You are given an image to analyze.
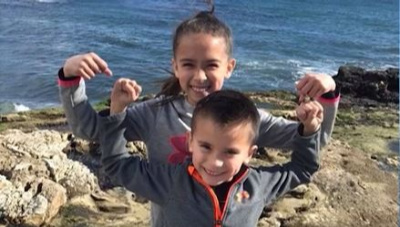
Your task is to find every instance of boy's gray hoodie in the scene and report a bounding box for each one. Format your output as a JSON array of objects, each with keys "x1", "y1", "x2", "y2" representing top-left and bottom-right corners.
[{"x1": 99, "y1": 110, "x2": 320, "y2": 227}]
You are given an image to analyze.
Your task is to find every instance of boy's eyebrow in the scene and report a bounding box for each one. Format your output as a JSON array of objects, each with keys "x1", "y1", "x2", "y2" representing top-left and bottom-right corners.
[{"x1": 198, "y1": 140, "x2": 211, "y2": 146}]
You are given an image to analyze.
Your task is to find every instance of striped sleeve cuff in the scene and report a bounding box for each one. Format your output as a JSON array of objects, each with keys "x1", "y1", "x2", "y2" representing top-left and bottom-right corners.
[{"x1": 57, "y1": 67, "x2": 81, "y2": 87}]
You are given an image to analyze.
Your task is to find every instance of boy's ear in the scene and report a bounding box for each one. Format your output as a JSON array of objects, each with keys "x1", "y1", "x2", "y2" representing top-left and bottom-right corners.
[
  {"x1": 226, "y1": 58, "x2": 236, "y2": 79},
  {"x1": 186, "y1": 131, "x2": 193, "y2": 153},
  {"x1": 171, "y1": 58, "x2": 179, "y2": 78},
  {"x1": 244, "y1": 145, "x2": 257, "y2": 164}
]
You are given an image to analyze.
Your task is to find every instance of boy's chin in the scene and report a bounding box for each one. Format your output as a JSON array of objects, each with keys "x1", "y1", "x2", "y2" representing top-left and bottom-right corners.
[
  {"x1": 207, "y1": 181, "x2": 224, "y2": 187},
  {"x1": 205, "y1": 177, "x2": 233, "y2": 187}
]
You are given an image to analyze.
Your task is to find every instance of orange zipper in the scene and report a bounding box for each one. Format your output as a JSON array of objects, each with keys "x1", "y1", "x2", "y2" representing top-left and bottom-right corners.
[{"x1": 187, "y1": 165, "x2": 249, "y2": 227}]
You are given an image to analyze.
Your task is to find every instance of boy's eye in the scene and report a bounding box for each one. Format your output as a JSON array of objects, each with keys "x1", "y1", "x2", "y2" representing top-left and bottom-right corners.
[
  {"x1": 225, "y1": 150, "x2": 239, "y2": 156},
  {"x1": 200, "y1": 144, "x2": 211, "y2": 151}
]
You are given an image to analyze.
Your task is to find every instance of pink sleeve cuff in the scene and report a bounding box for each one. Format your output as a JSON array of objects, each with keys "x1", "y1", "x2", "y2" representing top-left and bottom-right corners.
[
  {"x1": 57, "y1": 77, "x2": 81, "y2": 87},
  {"x1": 317, "y1": 94, "x2": 340, "y2": 104}
]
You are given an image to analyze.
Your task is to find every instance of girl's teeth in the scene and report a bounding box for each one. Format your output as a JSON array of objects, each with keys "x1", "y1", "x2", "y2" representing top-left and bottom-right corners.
[{"x1": 192, "y1": 86, "x2": 208, "y2": 92}]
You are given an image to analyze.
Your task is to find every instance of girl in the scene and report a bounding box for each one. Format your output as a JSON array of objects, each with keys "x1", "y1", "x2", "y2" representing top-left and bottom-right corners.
[{"x1": 58, "y1": 6, "x2": 339, "y2": 226}]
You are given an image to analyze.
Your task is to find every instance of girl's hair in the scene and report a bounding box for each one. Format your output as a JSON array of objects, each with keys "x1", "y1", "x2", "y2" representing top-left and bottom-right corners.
[{"x1": 157, "y1": 0, "x2": 233, "y2": 98}]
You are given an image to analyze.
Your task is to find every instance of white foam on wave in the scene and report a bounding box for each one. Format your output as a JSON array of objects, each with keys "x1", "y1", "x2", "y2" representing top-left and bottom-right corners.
[
  {"x1": 36, "y1": 0, "x2": 65, "y2": 3},
  {"x1": 290, "y1": 59, "x2": 338, "y2": 78},
  {"x1": 13, "y1": 103, "x2": 30, "y2": 112}
]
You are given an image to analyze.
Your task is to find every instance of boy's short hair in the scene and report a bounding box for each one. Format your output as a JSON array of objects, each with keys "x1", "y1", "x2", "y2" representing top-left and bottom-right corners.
[{"x1": 191, "y1": 89, "x2": 260, "y2": 143}]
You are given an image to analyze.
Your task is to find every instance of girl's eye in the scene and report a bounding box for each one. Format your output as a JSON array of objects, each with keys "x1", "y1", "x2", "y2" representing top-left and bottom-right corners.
[
  {"x1": 207, "y1": 64, "x2": 218, "y2": 69},
  {"x1": 183, "y1": 63, "x2": 194, "y2": 68}
]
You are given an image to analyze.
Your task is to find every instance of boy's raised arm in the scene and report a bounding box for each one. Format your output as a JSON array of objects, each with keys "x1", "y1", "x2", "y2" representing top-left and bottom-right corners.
[
  {"x1": 98, "y1": 110, "x2": 178, "y2": 205},
  {"x1": 257, "y1": 100, "x2": 322, "y2": 204}
]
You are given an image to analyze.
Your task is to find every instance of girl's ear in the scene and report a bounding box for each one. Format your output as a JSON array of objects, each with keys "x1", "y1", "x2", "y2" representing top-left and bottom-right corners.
[
  {"x1": 244, "y1": 145, "x2": 257, "y2": 164},
  {"x1": 226, "y1": 58, "x2": 236, "y2": 79},
  {"x1": 172, "y1": 58, "x2": 179, "y2": 78}
]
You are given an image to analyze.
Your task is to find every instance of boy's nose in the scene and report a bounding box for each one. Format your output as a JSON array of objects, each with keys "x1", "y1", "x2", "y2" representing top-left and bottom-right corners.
[{"x1": 211, "y1": 158, "x2": 223, "y2": 168}]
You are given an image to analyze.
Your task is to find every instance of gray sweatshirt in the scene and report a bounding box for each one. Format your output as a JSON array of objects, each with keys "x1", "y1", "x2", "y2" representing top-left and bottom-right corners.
[
  {"x1": 59, "y1": 78, "x2": 338, "y2": 163},
  {"x1": 59, "y1": 76, "x2": 338, "y2": 226},
  {"x1": 99, "y1": 110, "x2": 320, "y2": 227}
]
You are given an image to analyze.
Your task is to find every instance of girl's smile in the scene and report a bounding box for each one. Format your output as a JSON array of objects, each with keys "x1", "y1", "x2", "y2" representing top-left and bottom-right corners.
[{"x1": 172, "y1": 33, "x2": 236, "y2": 106}]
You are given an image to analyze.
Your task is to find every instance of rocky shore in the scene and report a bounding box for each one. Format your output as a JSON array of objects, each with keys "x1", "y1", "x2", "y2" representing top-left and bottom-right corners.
[{"x1": 0, "y1": 66, "x2": 398, "y2": 227}]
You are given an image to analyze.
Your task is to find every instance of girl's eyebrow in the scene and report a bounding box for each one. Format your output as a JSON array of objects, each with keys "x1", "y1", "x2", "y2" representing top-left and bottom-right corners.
[
  {"x1": 179, "y1": 58, "x2": 221, "y2": 63},
  {"x1": 180, "y1": 58, "x2": 195, "y2": 62}
]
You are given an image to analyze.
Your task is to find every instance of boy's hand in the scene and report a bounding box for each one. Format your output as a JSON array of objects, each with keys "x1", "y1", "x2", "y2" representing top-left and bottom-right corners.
[
  {"x1": 296, "y1": 73, "x2": 336, "y2": 102},
  {"x1": 110, "y1": 78, "x2": 142, "y2": 115},
  {"x1": 63, "y1": 52, "x2": 113, "y2": 79},
  {"x1": 296, "y1": 100, "x2": 323, "y2": 136}
]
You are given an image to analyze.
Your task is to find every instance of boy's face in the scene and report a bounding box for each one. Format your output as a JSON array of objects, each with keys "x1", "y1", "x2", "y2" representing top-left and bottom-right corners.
[
  {"x1": 172, "y1": 33, "x2": 236, "y2": 106},
  {"x1": 188, "y1": 116, "x2": 257, "y2": 186}
]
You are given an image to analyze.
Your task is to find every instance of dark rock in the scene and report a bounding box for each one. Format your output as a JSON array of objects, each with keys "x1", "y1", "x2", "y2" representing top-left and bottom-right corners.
[{"x1": 335, "y1": 66, "x2": 399, "y2": 104}]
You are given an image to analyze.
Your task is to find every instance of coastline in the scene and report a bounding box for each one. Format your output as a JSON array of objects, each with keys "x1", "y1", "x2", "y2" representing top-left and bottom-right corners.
[{"x1": 0, "y1": 67, "x2": 398, "y2": 227}]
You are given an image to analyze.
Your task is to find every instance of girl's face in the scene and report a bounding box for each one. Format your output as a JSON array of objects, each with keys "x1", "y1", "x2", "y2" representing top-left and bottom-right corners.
[{"x1": 172, "y1": 33, "x2": 236, "y2": 106}]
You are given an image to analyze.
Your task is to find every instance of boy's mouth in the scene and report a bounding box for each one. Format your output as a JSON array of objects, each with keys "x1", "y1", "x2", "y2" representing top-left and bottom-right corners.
[{"x1": 204, "y1": 167, "x2": 224, "y2": 176}]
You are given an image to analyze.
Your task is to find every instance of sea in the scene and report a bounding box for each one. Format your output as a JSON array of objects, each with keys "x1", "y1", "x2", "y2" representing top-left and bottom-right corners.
[{"x1": 0, "y1": 0, "x2": 398, "y2": 113}]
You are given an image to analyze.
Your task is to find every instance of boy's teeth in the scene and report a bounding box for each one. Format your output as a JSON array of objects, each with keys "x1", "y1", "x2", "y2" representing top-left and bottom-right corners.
[{"x1": 205, "y1": 169, "x2": 220, "y2": 176}]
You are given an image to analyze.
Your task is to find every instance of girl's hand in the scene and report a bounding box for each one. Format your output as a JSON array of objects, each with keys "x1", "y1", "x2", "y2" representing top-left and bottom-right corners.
[
  {"x1": 63, "y1": 52, "x2": 112, "y2": 79},
  {"x1": 110, "y1": 78, "x2": 142, "y2": 115},
  {"x1": 296, "y1": 100, "x2": 323, "y2": 136},
  {"x1": 296, "y1": 73, "x2": 335, "y2": 102}
]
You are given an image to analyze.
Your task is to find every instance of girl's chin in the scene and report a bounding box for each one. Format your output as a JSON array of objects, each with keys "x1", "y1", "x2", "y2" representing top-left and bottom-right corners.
[{"x1": 187, "y1": 93, "x2": 209, "y2": 105}]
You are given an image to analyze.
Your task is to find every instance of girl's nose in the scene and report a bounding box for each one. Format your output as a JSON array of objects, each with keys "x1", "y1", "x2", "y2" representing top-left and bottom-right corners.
[{"x1": 194, "y1": 69, "x2": 207, "y2": 80}]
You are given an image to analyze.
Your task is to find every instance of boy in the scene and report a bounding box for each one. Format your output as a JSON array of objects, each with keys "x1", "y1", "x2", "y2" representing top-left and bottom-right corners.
[{"x1": 99, "y1": 89, "x2": 322, "y2": 227}]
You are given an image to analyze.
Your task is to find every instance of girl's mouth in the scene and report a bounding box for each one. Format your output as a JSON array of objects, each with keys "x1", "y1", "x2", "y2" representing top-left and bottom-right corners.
[{"x1": 190, "y1": 85, "x2": 210, "y2": 93}]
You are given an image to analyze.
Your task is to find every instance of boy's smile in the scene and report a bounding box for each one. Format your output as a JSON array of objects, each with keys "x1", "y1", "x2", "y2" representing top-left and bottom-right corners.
[{"x1": 189, "y1": 116, "x2": 257, "y2": 186}]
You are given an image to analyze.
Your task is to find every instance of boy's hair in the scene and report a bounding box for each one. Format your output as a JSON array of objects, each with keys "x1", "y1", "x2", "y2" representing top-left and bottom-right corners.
[
  {"x1": 157, "y1": 0, "x2": 233, "y2": 97},
  {"x1": 191, "y1": 89, "x2": 260, "y2": 144}
]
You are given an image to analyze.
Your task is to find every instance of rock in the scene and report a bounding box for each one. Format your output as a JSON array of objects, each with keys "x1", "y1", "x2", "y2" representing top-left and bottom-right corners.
[
  {"x1": 1, "y1": 129, "x2": 68, "y2": 159},
  {"x1": 22, "y1": 195, "x2": 48, "y2": 226},
  {"x1": 335, "y1": 66, "x2": 399, "y2": 104},
  {"x1": 0, "y1": 114, "x2": 28, "y2": 122},
  {"x1": 0, "y1": 129, "x2": 102, "y2": 225},
  {"x1": 44, "y1": 155, "x2": 99, "y2": 198},
  {"x1": 36, "y1": 179, "x2": 67, "y2": 223}
]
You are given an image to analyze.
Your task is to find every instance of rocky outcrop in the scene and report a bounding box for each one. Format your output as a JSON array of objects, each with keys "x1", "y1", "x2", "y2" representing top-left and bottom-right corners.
[
  {"x1": 335, "y1": 66, "x2": 399, "y2": 104},
  {"x1": 0, "y1": 130, "x2": 98, "y2": 226}
]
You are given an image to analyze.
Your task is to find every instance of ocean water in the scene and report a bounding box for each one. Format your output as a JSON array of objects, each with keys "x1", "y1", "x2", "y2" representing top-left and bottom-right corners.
[{"x1": 0, "y1": 0, "x2": 398, "y2": 113}]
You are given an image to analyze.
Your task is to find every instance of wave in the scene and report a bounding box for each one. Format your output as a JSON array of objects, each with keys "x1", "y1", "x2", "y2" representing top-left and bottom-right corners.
[
  {"x1": 0, "y1": 101, "x2": 30, "y2": 114},
  {"x1": 36, "y1": 0, "x2": 65, "y2": 3},
  {"x1": 0, "y1": 100, "x2": 59, "y2": 115},
  {"x1": 14, "y1": 103, "x2": 30, "y2": 112},
  {"x1": 238, "y1": 59, "x2": 338, "y2": 77}
]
